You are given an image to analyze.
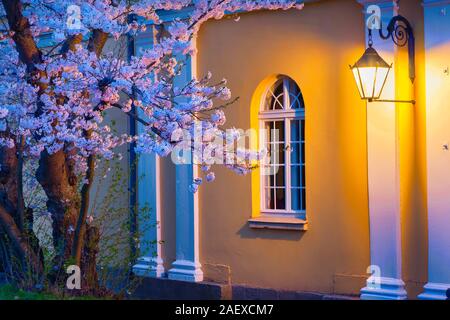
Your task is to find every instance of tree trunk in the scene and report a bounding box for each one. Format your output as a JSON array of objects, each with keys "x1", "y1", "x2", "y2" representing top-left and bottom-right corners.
[
  {"x1": 0, "y1": 143, "x2": 19, "y2": 223},
  {"x1": 36, "y1": 150, "x2": 80, "y2": 266},
  {"x1": 0, "y1": 131, "x2": 41, "y2": 277},
  {"x1": 81, "y1": 224, "x2": 100, "y2": 293},
  {"x1": 1, "y1": 0, "x2": 79, "y2": 280},
  {"x1": 0, "y1": 205, "x2": 41, "y2": 274},
  {"x1": 2, "y1": 1, "x2": 111, "y2": 291},
  {"x1": 71, "y1": 155, "x2": 95, "y2": 266}
]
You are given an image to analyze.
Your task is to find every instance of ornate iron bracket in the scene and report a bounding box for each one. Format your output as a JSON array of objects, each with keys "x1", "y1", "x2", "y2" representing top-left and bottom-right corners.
[{"x1": 378, "y1": 15, "x2": 415, "y2": 83}]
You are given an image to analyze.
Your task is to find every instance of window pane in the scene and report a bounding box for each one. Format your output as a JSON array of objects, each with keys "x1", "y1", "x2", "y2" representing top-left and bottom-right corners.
[
  {"x1": 301, "y1": 120, "x2": 305, "y2": 142},
  {"x1": 291, "y1": 143, "x2": 300, "y2": 165},
  {"x1": 274, "y1": 121, "x2": 285, "y2": 141},
  {"x1": 271, "y1": 143, "x2": 285, "y2": 165},
  {"x1": 265, "y1": 188, "x2": 274, "y2": 210},
  {"x1": 273, "y1": 83, "x2": 284, "y2": 110},
  {"x1": 265, "y1": 80, "x2": 284, "y2": 110},
  {"x1": 291, "y1": 188, "x2": 301, "y2": 211},
  {"x1": 289, "y1": 81, "x2": 304, "y2": 109},
  {"x1": 275, "y1": 166, "x2": 285, "y2": 188},
  {"x1": 291, "y1": 120, "x2": 300, "y2": 142},
  {"x1": 268, "y1": 144, "x2": 283, "y2": 165},
  {"x1": 291, "y1": 165, "x2": 300, "y2": 187},
  {"x1": 301, "y1": 142, "x2": 305, "y2": 164},
  {"x1": 301, "y1": 164, "x2": 305, "y2": 187},
  {"x1": 276, "y1": 188, "x2": 286, "y2": 210},
  {"x1": 265, "y1": 121, "x2": 275, "y2": 146},
  {"x1": 268, "y1": 144, "x2": 276, "y2": 165},
  {"x1": 268, "y1": 170, "x2": 274, "y2": 188},
  {"x1": 265, "y1": 121, "x2": 274, "y2": 137},
  {"x1": 265, "y1": 120, "x2": 285, "y2": 166}
]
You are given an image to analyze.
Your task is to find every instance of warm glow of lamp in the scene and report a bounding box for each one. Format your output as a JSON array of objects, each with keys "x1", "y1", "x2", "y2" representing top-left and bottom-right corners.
[
  {"x1": 350, "y1": 46, "x2": 392, "y2": 101},
  {"x1": 350, "y1": 15, "x2": 416, "y2": 104}
]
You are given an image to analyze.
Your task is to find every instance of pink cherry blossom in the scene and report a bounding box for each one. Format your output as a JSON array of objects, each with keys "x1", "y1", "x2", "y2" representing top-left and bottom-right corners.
[{"x1": 0, "y1": 0, "x2": 303, "y2": 185}]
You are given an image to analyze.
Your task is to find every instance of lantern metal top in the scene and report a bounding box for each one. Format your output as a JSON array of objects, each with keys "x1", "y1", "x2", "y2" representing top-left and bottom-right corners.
[{"x1": 351, "y1": 46, "x2": 391, "y2": 69}]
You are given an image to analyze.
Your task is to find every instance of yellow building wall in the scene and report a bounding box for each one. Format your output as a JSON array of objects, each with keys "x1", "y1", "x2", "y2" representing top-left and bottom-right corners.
[{"x1": 196, "y1": 0, "x2": 371, "y2": 295}]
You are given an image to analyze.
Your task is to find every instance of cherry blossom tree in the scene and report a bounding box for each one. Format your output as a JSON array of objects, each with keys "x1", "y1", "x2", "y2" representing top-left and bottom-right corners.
[{"x1": 0, "y1": 0, "x2": 303, "y2": 293}]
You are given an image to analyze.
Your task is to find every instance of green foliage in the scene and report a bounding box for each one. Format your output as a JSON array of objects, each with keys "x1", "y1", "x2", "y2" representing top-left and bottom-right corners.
[
  {"x1": 0, "y1": 284, "x2": 57, "y2": 300},
  {"x1": 1, "y1": 147, "x2": 157, "y2": 298},
  {"x1": 0, "y1": 284, "x2": 106, "y2": 300},
  {"x1": 92, "y1": 153, "x2": 157, "y2": 297}
]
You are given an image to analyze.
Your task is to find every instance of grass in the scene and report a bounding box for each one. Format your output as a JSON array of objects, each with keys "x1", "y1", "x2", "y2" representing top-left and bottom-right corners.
[{"x1": 0, "y1": 284, "x2": 105, "y2": 300}]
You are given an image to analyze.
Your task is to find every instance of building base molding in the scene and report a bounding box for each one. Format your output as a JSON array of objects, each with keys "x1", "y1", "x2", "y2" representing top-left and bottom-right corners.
[
  {"x1": 168, "y1": 260, "x2": 204, "y2": 282},
  {"x1": 360, "y1": 277, "x2": 407, "y2": 300},
  {"x1": 418, "y1": 282, "x2": 450, "y2": 300},
  {"x1": 132, "y1": 256, "x2": 165, "y2": 278}
]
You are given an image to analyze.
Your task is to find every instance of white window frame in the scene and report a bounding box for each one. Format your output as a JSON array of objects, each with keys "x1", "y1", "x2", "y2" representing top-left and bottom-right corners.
[{"x1": 259, "y1": 77, "x2": 306, "y2": 218}]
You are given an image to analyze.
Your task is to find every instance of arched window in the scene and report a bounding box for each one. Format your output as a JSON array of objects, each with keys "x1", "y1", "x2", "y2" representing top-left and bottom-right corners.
[{"x1": 259, "y1": 77, "x2": 306, "y2": 215}]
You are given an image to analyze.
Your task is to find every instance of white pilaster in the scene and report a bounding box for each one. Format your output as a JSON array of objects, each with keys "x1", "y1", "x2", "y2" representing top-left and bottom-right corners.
[
  {"x1": 168, "y1": 161, "x2": 203, "y2": 282},
  {"x1": 357, "y1": 0, "x2": 407, "y2": 300},
  {"x1": 132, "y1": 26, "x2": 165, "y2": 278},
  {"x1": 132, "y1": 149, "x2": 165, "y2": 278},
  {"x1": 168, "y1": 38, "x2": 203, "y2": 282},
  {"x1": 418, "y1": 0, "x2": 450, "y2": 300}
]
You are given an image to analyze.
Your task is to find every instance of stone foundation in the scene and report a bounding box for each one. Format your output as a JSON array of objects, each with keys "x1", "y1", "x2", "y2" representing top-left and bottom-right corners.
[{"x1": 132, "y1": 276, "x2": 357, "y2": 300}]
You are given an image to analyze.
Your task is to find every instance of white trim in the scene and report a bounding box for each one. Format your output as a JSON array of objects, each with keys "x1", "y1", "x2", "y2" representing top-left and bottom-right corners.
[
  {"x1": 132, "y1": 151, "x2": 165, "y2": 279},
  {"x1": 258, "y1": 109, "x2": 304, "y2": 120},
  {"x1": 418, "y1": 2, "x2": 450, "y2": 299},
  {"x1": 418, "y1": 283, "x2": 450, "y2": 300},
  {"x1": 168, "y1": 260, "x2": 204, "y2": 282},
  {"x1": 260, "y1": 210, "x2": 305, "y2": 216},
  {"x1": 285, "y1": 117, "x2": 292, "y2": 212},
  {"x1": 133, "y1": 256, "x2": 165, "y2": 278},
  {"x1": 132, "y1": 25, "x2": 165, "y2": 279},
  {"x1": 259, "y1": 77, "x2": 305, "y2": 217},
  {"x1": 168, "y1": 35, "x2": 203, "y2": 283},
  {"x1": 358, "y1": 2, "x2": 405, "y2": 300},
  {"x1": 361, "y1": 277, "x2": 407, "y2": 300},
  {"x1": 249, "y1": 216, "x2": 308, "y2": 231}
]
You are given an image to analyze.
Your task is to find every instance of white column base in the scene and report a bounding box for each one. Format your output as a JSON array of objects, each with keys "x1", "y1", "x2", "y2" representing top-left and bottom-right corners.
[
  {"x1": 418, "y1": 283, "x2": 450, "y2": 300},
  {"x1": 168, "y1": 260, "x2": 203, "y2": 282},
  {"x1": 361, "y1": 277, "x2": 407, "y2": 300},
  {"x1": 132, "y1": 256, "x2": 165, "y2": 278}
]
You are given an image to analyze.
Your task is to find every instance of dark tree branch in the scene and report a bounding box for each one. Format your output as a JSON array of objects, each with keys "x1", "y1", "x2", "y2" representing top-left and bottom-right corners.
[
  {"x1": 71, "y1": 29, "x2": 109, "y2": 267},
  {"x1": 0, "y1": 204, "x2": 42, "y2": 274}
]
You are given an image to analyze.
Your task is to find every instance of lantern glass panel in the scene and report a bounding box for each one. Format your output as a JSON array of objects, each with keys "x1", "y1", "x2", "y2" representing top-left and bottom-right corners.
[
  {"x1": 352, "y1": 67, "x2": 365, "y2": 98},
  {"x1": 373, "y1": 66, "x2": 390, "y2": 99},
  {"x1": 350, "y1": 46, "x2": 392, "y2": 100}
]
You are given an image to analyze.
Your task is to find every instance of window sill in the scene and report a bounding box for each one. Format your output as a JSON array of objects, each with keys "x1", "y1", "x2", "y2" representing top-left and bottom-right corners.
[{"x1": 248, "y1": 216, "x2": 308, "y2": 231}]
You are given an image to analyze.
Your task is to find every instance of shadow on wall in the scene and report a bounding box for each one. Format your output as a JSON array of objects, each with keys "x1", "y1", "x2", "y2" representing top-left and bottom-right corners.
[{"x1": 236, "y1": 224, "x2": 305, "y2": 241}]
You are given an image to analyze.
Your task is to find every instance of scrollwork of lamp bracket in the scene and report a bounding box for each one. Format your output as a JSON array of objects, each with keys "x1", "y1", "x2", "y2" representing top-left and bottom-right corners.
[{"x1": 378, "y1": 15, "x2": 415, "y2": 84}]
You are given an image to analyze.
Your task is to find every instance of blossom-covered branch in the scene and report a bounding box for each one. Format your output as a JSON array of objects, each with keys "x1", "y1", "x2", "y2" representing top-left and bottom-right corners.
[{"x1": 1, "y1": 0, "x2": 303, "y2": 183}]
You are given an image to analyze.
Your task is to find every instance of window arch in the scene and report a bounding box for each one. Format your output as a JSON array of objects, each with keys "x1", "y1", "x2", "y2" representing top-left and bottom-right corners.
[{"x1": 259, "y1": 76, "x2": 306, "y2": 216}]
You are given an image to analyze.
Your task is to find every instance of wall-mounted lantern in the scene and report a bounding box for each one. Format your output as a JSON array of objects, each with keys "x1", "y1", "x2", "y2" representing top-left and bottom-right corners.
[{"x1": 350, "y1": 15, "x2": 415, "y2": 104}]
